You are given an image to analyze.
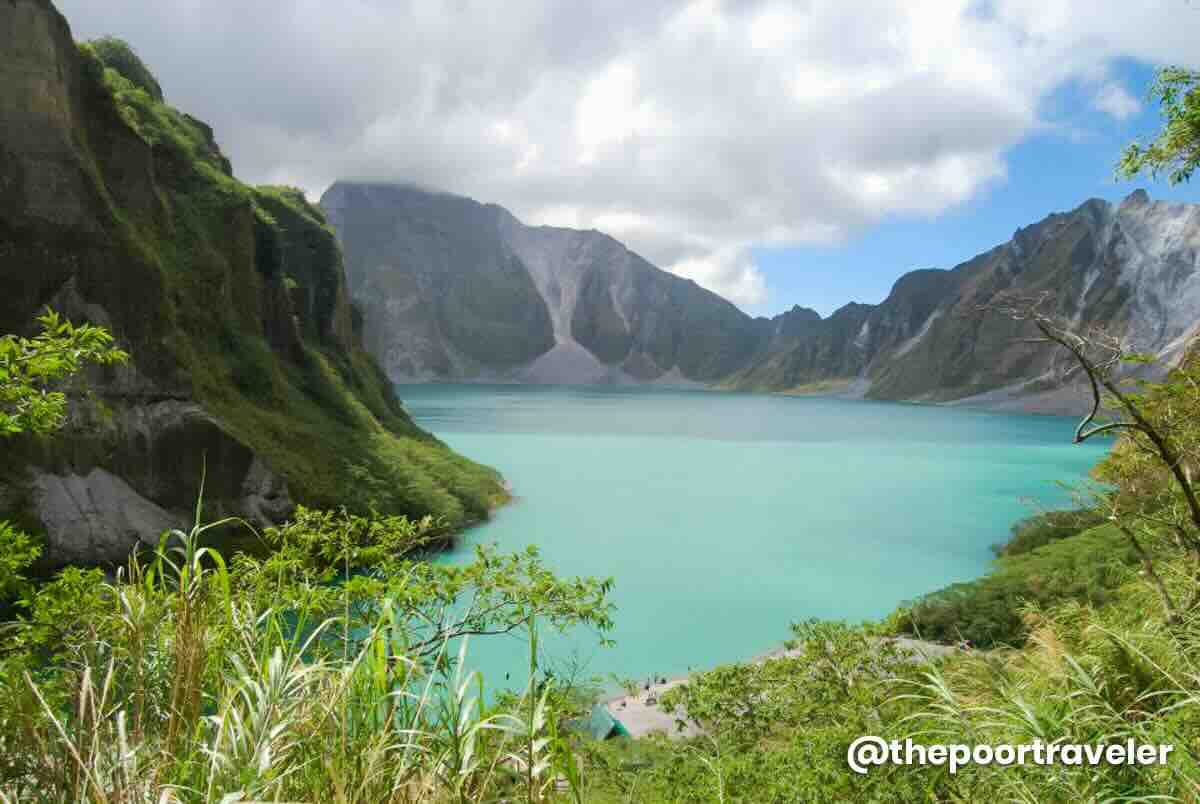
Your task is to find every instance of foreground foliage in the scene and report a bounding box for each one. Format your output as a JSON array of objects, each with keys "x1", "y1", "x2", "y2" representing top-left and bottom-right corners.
[
  {"x1": 0, "y1": 311, "x2": 128, "y2": 609},
  {"x1": 0, "y1": 505, "x2": 613, "y2": 803},
  {"x1": 0, "y1": 313, "x2": 610, "y2": 802},
  {"x1": 894, "y1": 517, "x2": 1137, "y2": 648},
  {"x1": 582, "y1": 585, "x2": 1200, "y2": 802},
  {"x1": 0, "y1": 310, "x2": 128, "y2": 438},
  {"x1": 1120, "y1": 67, "x2": 1200, "y2": 185}
]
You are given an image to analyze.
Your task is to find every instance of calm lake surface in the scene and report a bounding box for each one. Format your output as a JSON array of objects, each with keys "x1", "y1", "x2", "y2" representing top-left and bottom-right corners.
[{"x1": 402, "y1": 384, "x2": 1108, "y2": 690}]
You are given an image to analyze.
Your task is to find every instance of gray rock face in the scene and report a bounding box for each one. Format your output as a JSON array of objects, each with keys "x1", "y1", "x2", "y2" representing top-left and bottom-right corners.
[
  {"x1": 322, "y1": 183, "x2": 764, "y2": 384},
  {"x1": 730, "y1": 193, "x2": 1200, "y2": 408},
  {"x1": 30, "y1": 414, "x2": 295, "y2": 567},
  {"x1": 32, "y1": 469, "x2": 181, "y2": 566},
  {"x1": 15, "y1": 389, "x2": 295, "y2": 568}
]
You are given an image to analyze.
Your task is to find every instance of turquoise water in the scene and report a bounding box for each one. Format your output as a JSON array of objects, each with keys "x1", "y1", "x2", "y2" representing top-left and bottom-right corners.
[{"x1": 402, "y1": 384, "x2": 1107, "y2": 690}]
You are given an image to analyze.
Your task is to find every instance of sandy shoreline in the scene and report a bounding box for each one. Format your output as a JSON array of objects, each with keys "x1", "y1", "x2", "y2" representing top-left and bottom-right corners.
[{"x1": 602, "y1": 637, "x2": 958, "y2": 739}]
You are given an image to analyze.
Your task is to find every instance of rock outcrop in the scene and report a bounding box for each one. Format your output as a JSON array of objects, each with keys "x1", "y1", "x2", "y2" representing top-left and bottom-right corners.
[{"x1": 0, "y1": 0, "x2": 504, "y2": 568}]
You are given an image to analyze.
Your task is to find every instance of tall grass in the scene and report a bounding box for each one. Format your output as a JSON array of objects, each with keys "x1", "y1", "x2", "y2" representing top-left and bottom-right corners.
[
  {"x1": 893, "y1": 599, "x2": 1200, "y2": 801},
  {"x1": 0, "y1": 501, "x2": 585, "y2": 804}
]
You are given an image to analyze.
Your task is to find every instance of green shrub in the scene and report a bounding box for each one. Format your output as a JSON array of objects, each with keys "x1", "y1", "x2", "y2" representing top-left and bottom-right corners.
[
  {"x1": 998, "y1": 508, "x2": 1107, "y2": 557},
  {"x1": 893, "y1": 523, "x2": 1137, "y2": 647},
  {"x1": 89, "y1": 37, "x2": 164, "y2": 101}
]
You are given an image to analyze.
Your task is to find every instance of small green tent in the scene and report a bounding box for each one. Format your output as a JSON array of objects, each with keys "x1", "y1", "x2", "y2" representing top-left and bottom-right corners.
[{"x1": 568, "y1": 703, "x2": 630, "y2": 740}]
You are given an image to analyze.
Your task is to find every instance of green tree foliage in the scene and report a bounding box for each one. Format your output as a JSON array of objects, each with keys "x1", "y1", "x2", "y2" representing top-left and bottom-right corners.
[
  {"x1": 894, "y1": 521, "x2": 1136, "y2": 647},
  {"x1": 0, "y1": 309, "x2": 128, "y2": 437},
  {"x1": 231, "y1": 506, "x2": 614, "y2": 663},
  {"x1": 0, "y1": 310, "x2": 127, "y2": 606},
  {"x1": 0, "y1": 523, "x2": 40, "y2": 604},
  {"x1": 1119, "y1": 67, "x2": 1200, "y2": 184},
  {"x1": 997, "y1": 508, "x2": 1107, "y2": 557}
]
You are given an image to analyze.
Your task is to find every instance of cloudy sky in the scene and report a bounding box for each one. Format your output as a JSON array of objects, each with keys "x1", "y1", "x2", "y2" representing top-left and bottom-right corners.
[{"x1": 57, "y1": 0, "x2": 1200, "y2": 316}]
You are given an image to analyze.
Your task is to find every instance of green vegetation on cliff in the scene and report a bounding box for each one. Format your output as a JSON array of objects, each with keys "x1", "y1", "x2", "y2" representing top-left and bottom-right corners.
[
  {"x1": 86, "y1": 37, "x2": 163, "y2": 101},
  {"x1": 2, "y1": 24, "x2": 505, "y2": 554},
  {"x1": 87, "y1": 42, "x2": 507, "y2": 524}
]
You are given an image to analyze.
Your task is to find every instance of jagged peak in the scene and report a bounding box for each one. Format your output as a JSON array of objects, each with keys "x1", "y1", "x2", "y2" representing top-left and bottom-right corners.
[
  {"x1": 1121, "y1": 188, "x2": 1152, "y2": 208},
  {"x1": 773, "y1": 304, "x2": 822, "y2": 323},
  {"x1": 828, "y1": 301, "x2": 875, "y2": 319}
]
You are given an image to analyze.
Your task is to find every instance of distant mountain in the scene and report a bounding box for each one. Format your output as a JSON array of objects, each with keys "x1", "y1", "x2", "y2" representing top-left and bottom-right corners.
[
  {"x1": 731, "y1": 191, "x2": 1200, "y2": 412},
  {"x1": 323, "y1": 182, "x2": 1200, "y2": 414},
  {"x1": 321, "y1": 183, "x2": 765, "y2": 384}
]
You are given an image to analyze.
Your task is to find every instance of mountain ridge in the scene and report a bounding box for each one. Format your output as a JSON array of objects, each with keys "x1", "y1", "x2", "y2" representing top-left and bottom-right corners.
[{"x1": 325, "y1": 182, "x2": 1200, "y2": 414}]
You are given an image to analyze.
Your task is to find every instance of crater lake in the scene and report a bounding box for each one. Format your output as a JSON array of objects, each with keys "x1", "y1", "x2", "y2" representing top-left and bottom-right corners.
[{"x1": 403, "y1": 384, "x2": 1108, "y2": 690}]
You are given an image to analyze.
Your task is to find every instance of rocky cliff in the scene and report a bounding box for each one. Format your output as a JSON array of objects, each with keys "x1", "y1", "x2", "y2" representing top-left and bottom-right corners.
[
  {"x1": 322, "y1": 183, "x2": 765, "y2": 384},
  {"x1": 325, "y1": 181, "x2": 1200, "y2": 413},
  {"x1": 0, "y1": 0, "x2": 504, "y2": 568}
]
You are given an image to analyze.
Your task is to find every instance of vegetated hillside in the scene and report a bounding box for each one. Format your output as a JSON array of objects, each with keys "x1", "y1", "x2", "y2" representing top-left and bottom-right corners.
[
  {"x1": 0, "y1": 0, "x2": 504, "y2": 568},
  {"x1": 326, "y1": 180, "x2": 1200, "y2": 414},
  {"x1": 321, "y1": 182, "x2": 767, "y2": 384}
]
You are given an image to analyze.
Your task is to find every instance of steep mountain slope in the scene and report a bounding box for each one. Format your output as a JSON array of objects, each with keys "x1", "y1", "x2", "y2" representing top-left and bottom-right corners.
[
  {"x1": 322, "y1": 183, "x2": 766, "y2": 384},
  {"x1": 732, "y1": 192, "x2": 1200, "y2": 411},
  {"x1": 0, "y1": 0, "x2": 504, "y2": 567}
]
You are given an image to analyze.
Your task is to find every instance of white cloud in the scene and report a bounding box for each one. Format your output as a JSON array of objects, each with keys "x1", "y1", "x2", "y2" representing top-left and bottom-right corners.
[
  {"x1": 669, "y1": 247, "x2": 769, "y2": 308},
  {"x1": 575, "y1": 62, "x2": 662, "y2": 163},
  {"x1": 53, "y1": 0, "x2": 1200, "y2": 311},
  {"x1": 1094, "y1": 81, "x2": 1141, "y2": 121}
]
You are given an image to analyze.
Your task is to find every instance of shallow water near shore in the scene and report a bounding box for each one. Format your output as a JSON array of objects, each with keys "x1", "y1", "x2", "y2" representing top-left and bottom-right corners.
[{"x1": 402, "y1": 384, "x2": 1108, "y2": 692}]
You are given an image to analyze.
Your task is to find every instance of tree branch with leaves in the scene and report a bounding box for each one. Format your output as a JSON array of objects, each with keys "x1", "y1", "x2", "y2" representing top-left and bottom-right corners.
[
  {"x1": 988, "y1": 293, "x2": 1200, "y2": 622},
  {"x1": 1118, "y1": 67, "x2": 1200, "y2": 185},
  {"x1": 0, "y1": 310, "x2": 129, "y2": 602},
  {"x1": 0, "y1": 309, "x2": 129, "y2": 437}
]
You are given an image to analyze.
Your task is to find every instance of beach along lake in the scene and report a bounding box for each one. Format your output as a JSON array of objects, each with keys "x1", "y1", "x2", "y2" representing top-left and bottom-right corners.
[{"x1": 401, "y1": 384, "x2": 1108, "y2": 692}]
